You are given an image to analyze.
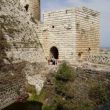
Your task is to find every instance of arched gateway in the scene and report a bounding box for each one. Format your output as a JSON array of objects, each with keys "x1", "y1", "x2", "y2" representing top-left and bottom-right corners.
[
  {"x1": 50, "y1": 46, "x2": 59, "y2": 59},
  {"x1": 49, "y1": 46, "x2": 59, "y2": 65}
]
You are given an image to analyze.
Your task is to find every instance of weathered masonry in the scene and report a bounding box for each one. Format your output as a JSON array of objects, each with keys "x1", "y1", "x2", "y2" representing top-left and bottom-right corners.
[
  {"x1": 38, "y1": 7, "x2": 100, "y2": 64},
  {"x1": 0, "y1": 0, "x2": 107, "y2": 109},
  {"x1": 0, "y1": 0, "x2": 44, "y2": 109},
  {"x1": 20, "y1": 0, "x2": 40, "y2": 22}
]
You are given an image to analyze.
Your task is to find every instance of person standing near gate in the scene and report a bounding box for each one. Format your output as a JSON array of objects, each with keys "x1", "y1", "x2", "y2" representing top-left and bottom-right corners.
[{"x1": 51, "y1": 56, "x2": 55, "y2": 65}]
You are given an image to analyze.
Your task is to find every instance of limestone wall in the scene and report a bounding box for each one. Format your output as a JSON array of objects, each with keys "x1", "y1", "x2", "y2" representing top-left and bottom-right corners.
[
  {"x1": 0, "y1": 0, "x2": 45, "y2": 64},
  {"x1": 0, "y1": 63, "x2": 26, "y2": 110},
  {"x1": 0, "y1": 84, "x2": 22, "y2": 110},
  {"x1": 0, "y1": 0, "x2": 45, "y2": 109},
  {"x1": 87, "y1": 53, "x2": 110, "y2": 65},
  {"x1": 38, "y1": 9, "x2": 77, "y2": 64},
  {"x1": 20, "y1": 0, "x2": 40, "y2": 21},
  {"x1": 30, "y1": 0, "x2": 40, "y2": 21},
  {"x1": 75, "y1": 7, "x2": 100, "y2": 60},
  {"x1": 38, "y1": 7, "x2": 100, "y2": 63}
]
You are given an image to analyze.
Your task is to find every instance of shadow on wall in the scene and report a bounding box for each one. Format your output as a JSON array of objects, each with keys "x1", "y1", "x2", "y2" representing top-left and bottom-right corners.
[{"x1": 3, "y1": 101, "x2": 43, "y2": 110}]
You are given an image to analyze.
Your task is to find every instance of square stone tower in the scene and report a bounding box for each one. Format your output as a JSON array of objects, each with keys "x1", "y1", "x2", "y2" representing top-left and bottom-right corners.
[
  {"x1": 38, "y1": 7, "x2": 100, "y2": 64},
  {"x1": 20, "y1": 0, "x2": 40, "y2": 21},
  {"x1": 75, "y1": 7, "x2": 100, "y2": 61}
]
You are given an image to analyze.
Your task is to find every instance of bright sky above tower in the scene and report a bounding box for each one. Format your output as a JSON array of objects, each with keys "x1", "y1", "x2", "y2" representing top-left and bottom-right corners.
[{"x1": 41, "y1": 0, "x2": 110, "y2": 47}]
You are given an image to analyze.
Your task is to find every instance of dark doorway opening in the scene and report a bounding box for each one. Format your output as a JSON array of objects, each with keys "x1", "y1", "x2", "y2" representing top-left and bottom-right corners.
[
  {"x1": 24, "y1": 4, "x2": 29, "y2": 12},
  {"x1": 50, "y1": 46, "x2": 59, "y2": 59},
  {"x1": 49, "y1": 46, "x2": 59, "y2": 65}
]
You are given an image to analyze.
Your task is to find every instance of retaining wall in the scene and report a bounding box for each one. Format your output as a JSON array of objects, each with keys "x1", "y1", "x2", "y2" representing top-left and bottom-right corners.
[{"x1": 87, "y1": 53, "x2": 110, "y2": 65}]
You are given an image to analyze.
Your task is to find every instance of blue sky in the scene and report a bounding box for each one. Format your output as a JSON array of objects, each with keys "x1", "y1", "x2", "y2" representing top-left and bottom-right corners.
[{"x1": 41, "y1": 0, "x2": 110, "y2": 47}]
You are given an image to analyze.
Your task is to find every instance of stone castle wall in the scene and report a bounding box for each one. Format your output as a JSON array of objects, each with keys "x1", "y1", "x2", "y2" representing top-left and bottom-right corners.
[
  {"x1": 0, "y1": 1, "x2": 46, "y2": 108},
  {"x1": 38, "y1": 7, "x2": 100, "y2": 64},
  {"x1": 0, "y1": 62, "x2": 27, "y2": 110},
  {"x1": 20, "y1": 0, "x2": 40, "y2": 21},
  {"x1": 38, "y1": 9, "x2": 77, "y2": 64},
  {"x1": 75, "y1": 7, "x2": 100, "y2": 61},
  {"x1": 86, "y1": 53, "x2": 110, "y2": 65},
  {"x1": 0, "y1": 79, "x2": 25, "y2": 110},
  {"x1": 0, "y1": 0, "x2": 45, "y2": 64},
  {"x1": 30, "y1": 0, "x2": 40, "y2": 21}
]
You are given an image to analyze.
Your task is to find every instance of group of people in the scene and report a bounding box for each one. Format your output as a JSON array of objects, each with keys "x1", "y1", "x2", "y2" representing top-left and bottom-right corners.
[{"x1": 48, "y1": 56, "x2": 58, "y2": 65}]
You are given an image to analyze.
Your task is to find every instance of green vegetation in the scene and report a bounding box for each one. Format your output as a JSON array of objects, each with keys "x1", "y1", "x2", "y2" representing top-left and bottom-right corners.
[
  {"x1": 41, "y1": 62, "x2": 77, "y2": 110},
  {"x1": 26, "y1": 62, "x2": 110, "y2": 110},
  {"x1": 26, "y1": 84, "x2": 37, "y2": 101},
  {"x1": 26, "y1": 84, "x2": 46, "y2": 103},
  {"x1": 89, "y1": 83, "x2": 109, "y2": 106},
  {"x1": 55, "y1": 62, "x2": 75, "y2": 81},
  {"x1": 54, "y1": 62, "x2": 76, "y2": 99},
  {"x1": 42, "y1": 105, "x2": 54, "y2": 110}
]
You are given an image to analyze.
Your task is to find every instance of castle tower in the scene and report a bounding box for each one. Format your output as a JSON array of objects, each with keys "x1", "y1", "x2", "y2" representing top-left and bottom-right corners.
[
  {"x1": 29, "y1": 0, "x2": 40, "y2": 21},
  {"x1": 39, "y1": 7, "x2": 100, "y2": 64},
  {"x1": 20, "y1": 0, "x2": 40, "y2": 21}
]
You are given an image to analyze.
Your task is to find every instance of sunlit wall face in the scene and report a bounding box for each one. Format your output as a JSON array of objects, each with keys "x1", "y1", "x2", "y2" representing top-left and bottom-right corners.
[
  {"x1": 41, "y1": 0, "x2": 110, "y2": 48},
  {"x1": 20, "y1": 0, "x2": 40, "y2": 21}
]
